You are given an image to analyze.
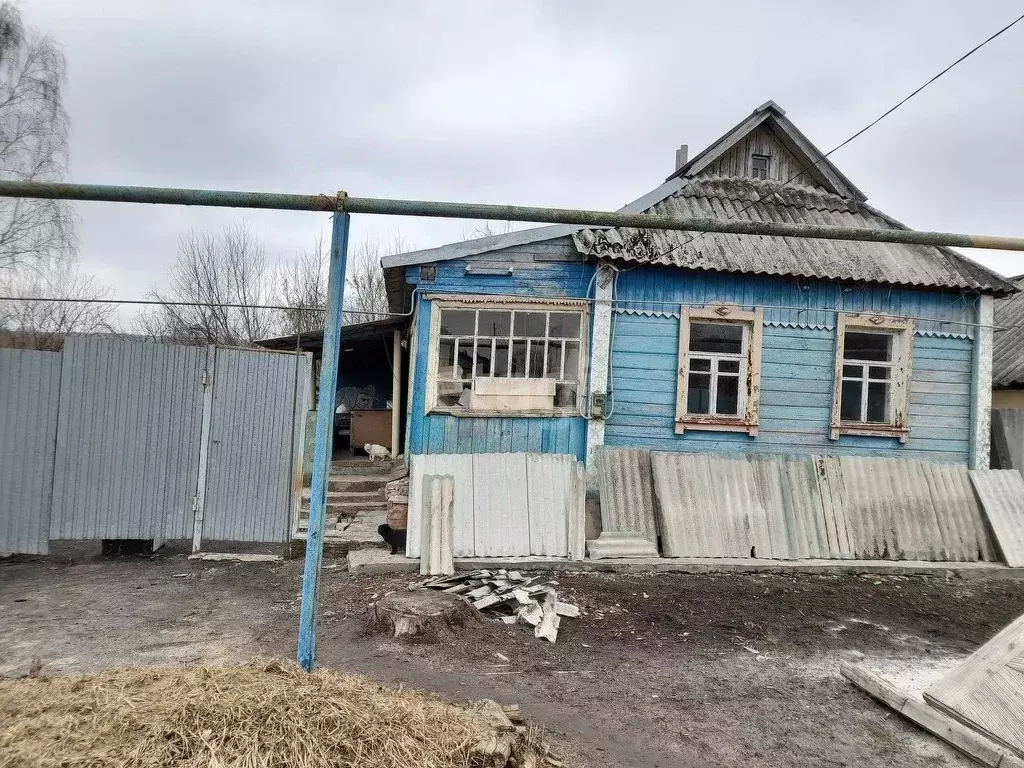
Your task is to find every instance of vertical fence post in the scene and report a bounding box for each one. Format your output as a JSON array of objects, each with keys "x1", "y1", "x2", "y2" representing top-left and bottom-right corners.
[{"x1": 297, "y1": 201, "x2": 350, "y2": 671}]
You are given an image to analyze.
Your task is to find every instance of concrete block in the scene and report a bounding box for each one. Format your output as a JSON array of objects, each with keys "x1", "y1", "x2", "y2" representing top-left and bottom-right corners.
[{"x1": 586, "y1": 531, "x2": 660, "y2": 560}]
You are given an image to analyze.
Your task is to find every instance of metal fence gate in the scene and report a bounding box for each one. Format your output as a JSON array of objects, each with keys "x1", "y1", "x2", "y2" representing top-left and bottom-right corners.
[
  {"x1": 0, "y1": 336, "x2": 310, "y2": 554},
  {"x1": 196, "y1": 347, "x2": 311, "y2": 545}
]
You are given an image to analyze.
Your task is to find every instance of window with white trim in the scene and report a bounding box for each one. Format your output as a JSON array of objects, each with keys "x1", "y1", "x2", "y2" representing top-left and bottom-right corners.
[
  {"x1": 675, "y1": 305, "x2": 763, "y2": 435},
  {"x1": 831, "y1": 315, "x2": 913, "y2": 441},
  {"x1": 430, "y1": 301, "x2": 587, "y2": 414}
]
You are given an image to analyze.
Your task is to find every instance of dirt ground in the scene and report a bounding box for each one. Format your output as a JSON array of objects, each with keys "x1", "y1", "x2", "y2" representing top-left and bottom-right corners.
[{"x1": 3, "y1": 544, "x2": 1024, "y2": 768}]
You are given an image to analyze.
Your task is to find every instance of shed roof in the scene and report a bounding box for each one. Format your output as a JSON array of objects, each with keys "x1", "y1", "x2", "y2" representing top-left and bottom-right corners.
[
  {"x1": 257, "y1": 316, "x2": 407, "y2": 353},
  {"x1": 573, "y1": 176, "x2": 1016, "y2": 295},
  {"x1": 993, "y1": 276, "x2": 1024, "y2": 388}
]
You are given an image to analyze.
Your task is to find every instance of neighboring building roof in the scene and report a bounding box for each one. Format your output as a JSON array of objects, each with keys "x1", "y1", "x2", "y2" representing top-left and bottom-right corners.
[
  {"x1": 257, "y1": 316, "x2": 408, "y2": 353},
  {"x1": 573, "y1": 176, "x2": 1016, "y2": 295},
  {"x1": 993, "y1": 276, "x2": 1024, "y2": 388}
]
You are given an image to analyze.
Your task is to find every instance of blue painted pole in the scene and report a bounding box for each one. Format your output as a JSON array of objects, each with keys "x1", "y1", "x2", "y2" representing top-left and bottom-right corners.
[{"x1": 297, "y1": 205, "x2": 350, "y2": 671}]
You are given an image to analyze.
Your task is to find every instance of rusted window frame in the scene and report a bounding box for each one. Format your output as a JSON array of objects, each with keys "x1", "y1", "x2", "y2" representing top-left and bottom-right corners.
[
  {"x1": 675, "y1": 304, "x2": 763, "y2": 436},
  {"x1": 830, "y1": 313, "x2": 914, "y2": 442}
]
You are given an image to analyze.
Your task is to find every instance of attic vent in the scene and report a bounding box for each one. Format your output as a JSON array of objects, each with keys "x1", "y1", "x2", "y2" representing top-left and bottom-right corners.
[{"x1": 752, "y1": 154, "x2": 770, "y2": 180}]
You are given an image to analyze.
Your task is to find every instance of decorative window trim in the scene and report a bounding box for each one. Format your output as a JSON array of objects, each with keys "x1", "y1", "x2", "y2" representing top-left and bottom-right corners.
[
  {"x1": 830, "y1": 313, "x2": 914, "y2": 442},
  {"x1": 425, "y1": 296, "x2": 589, "y2": 418},
  {"x1": 675, "y1": 304, "x2": 763, "y2": 436}
]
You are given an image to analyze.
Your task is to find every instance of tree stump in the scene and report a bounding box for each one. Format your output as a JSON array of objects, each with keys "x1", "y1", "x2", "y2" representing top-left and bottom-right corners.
[{"x1": 373, "y1": 591, "x2": 479, "y2": 639}]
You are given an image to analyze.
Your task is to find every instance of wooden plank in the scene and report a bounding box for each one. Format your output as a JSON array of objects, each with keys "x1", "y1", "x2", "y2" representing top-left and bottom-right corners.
[
  {"x1": 841, "y1": 663, "x2": 1011, "y2": 768},
  {"x1": 926, "y1": 613, "x2": 1024, "y2": 758}
]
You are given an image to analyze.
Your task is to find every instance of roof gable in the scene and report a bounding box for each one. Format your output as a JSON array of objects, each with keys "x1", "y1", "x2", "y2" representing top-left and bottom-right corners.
[{"x1": 670, "y1": 101, "x2": 867, "y2": 201}]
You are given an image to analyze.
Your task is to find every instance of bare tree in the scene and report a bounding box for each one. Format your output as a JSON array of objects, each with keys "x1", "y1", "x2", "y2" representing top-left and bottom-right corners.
[
  {"x1": 0, "y1": 258, "x2": 114, "y2": 350},
  {"x1": 465, "y1": 220, "x2": 520, "y2": 240},
  {"x1": 276, "y1": 233, "x2": 327, "y2": 335},
  {"x1": 136, "y1": 223, "x2": 278, "y2": 346},
  {"x1": 0, "y1": 3, "x2": 75, "y2": 270},
  {"x1": 343, "y1": 234, "x2": 410, "y2": 325}
]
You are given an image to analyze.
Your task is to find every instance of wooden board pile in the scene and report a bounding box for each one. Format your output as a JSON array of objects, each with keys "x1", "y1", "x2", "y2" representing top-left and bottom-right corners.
[{"x1": 416, "y1": 569, "x2": 580, "y2": 643}]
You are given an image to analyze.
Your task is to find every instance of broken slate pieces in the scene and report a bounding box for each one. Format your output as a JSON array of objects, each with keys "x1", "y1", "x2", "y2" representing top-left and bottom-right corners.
[{"x1": 415, "y1": 569, "x2": 579, "y2": 643}]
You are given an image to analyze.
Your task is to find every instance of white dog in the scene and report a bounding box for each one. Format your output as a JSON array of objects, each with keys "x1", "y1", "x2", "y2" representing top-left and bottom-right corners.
[{"x1": 364, "y1": 443, "x2": 392, "y2": 462}]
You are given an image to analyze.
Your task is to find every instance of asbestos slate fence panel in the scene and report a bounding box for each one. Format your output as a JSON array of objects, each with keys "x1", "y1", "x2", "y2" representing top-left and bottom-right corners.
[
  {"x1": 0, "y1": 350, "x2": 61, "y2": 554},
  {"x1": 50, "y1": 336, "x2": 206, "y2": 541},
  {"x1": 407, "y1": 454, "x2": 474, "y2": 558},
  {"x1": 473, "y1": 453, "x2": 530, "y2": 557},
  {"x1": 969, "y1": 469, "x2": 1024, "y2": 566},
  {"x1": 596, "y1": 447, "x2": 658, "y2": 543},
  {"x1": 525, "y1": 452, "x2": 570, "y2": 556}
]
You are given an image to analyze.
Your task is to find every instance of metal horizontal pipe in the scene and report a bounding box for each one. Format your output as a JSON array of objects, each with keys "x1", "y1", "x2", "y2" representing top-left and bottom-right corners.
[{"x1": 1, "y1": 180, "x2": 1022, "y2": 252}]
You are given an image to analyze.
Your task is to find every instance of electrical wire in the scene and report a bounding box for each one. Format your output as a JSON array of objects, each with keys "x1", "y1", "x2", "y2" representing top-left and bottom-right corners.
[{"x1": 646, "y1": 9, "x2": 1024, "y2": 264}]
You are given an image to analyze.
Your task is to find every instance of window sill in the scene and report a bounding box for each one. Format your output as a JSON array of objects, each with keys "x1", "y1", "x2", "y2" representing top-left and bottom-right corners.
[
  {"x1": 675, "y1": 419, "x2": 759, "y2": 436},
  {"x1": 830, "y1": 423, "x2": 909, "y2": 443},
  {"x1": 428, "y1": 407, "x2": 580, "y2": 419}
]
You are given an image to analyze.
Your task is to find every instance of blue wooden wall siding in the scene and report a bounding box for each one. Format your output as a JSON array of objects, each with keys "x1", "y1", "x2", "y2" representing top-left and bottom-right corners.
[
  {"x1": 607, "y1": 313, "x2": 973, "y2": 465},
  {"x1": 615, "y1": 268, "x2": 978, "y2": 338},
  {"x1": 407, "y1": 245, "x2": 593, "y2": 461}
]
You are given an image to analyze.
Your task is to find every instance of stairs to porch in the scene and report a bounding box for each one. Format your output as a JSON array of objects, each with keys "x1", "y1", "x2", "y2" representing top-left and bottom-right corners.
[{"x1": 291, "y1": 458, "x2": 396, "y2": 559}]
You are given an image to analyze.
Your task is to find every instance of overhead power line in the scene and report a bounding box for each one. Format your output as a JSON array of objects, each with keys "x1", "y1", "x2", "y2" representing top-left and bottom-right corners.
[
  {"x1": 0, "y1": 295, "x2": 405, "y2": 318},
  {"x1": 649, "y1": 9, "x2": 1024, "y2": 263}
]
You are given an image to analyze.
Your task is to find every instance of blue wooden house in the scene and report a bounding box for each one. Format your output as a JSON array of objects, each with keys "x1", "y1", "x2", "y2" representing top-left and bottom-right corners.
[{"x1": 383, "y1": 101, "x2": 1015, "y2": 484}]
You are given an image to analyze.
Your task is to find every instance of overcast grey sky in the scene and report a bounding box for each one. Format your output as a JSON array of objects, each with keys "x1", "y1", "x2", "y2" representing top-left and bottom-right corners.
[{"x1": 25, "y1": 1, "x2": 1024, "y2": 318}]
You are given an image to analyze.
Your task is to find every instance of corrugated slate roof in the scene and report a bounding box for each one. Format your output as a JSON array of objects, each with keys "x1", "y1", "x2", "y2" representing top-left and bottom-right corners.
[
  {"x1": 993, "y1": 276, "x2": 1024, "y2": 387},
  {"x1": 573, "y1": 176, "x2": 1016, "y2": 295}
]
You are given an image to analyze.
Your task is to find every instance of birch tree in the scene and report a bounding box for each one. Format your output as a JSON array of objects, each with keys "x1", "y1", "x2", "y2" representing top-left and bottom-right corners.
[{"x1": 0, "y1": 3, "x2": 75, "y2": 270}]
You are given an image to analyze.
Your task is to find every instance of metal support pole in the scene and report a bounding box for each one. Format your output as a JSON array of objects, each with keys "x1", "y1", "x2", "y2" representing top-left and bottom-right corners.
[{"x1": 297, "y1": 204, "x2": 350, "y2": 672}]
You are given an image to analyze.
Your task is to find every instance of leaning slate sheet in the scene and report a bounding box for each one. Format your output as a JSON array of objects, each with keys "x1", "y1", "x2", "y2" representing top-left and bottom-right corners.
[
  {"x1": 969, "y1": 469, "x2": 1024, "y2": 567},
  {"x1": 595, "y1": 447, "x2": 658, "y2": 544},
  {"x1": 925, "y1": 612, "x2": 1024, "y2": 758}
]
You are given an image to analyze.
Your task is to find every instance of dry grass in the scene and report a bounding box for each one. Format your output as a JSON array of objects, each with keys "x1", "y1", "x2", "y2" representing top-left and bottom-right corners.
[{"x1": 0, "y1": 659, "x2": 509, "y2": 768}]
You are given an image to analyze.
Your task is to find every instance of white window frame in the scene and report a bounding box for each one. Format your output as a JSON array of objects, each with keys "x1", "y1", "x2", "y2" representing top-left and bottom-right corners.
[
  {"x1": 425, "y1": 295, "x2": 589, "y2": 417},
  {"x1": 675, "y1": 304, "x2": 763, "y2": 436},
  {"x1": 830, "y1": 313, "x2": 913, "y2": 442}
]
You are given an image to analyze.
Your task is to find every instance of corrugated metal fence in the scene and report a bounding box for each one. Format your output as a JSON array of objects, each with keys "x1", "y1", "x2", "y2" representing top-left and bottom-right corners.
[
  {"x1": 0, "y1": 350, "x2": 62, "y2": 554},
  {"x1": 0, "y1": 336, "x2": 309, "y2": 554}
]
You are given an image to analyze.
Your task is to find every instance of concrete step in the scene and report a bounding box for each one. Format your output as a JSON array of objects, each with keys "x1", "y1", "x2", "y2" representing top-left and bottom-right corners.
[
  {"x1": 328, "y1": 476, "x2": 388, "y2": 493},
  {"x1": 330, "y1": 458, "x2": 395, "y2": 475}
]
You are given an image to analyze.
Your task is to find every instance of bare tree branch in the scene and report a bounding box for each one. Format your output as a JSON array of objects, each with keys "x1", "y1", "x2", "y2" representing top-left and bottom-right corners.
[
  {"x1": 0, "y1": 258, "x2": 114, "y2": 349},
  {"x1": 136, "y1": 223, "x2": 278, "y2": 345},
  {"x1": 276, "y1": 233, "x2": 327, "y2": 335},
  {"x1": 0, "y1": 3, "x2": 75, "y2": 271},
  {"x1": 342, "y1": 234, "x2": 409, "y2": 325}
]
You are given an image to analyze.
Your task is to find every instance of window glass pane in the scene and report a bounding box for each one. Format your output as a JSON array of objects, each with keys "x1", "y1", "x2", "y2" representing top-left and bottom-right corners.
[
  {"x1": 690, "y1": 357, "x2": 712, "y2": 372},
  {"x1": 545, "y1": 340, "x2": 563, "y2": 377},
  {"x1": 477, "y1": 310, "x2": 510, "y2": 337},
  {"x1": 563, "y1": 342, "x2": 580, "y2": 378},
  {"x1": 437, "y1": 380, "x2": 470, "y2": 408},
  {"x1": 718, "y1": 359, "x2": 740, "y2": 374},
  {"x1": 690, "y1": 322, "x2": 743, "y2": 355},
  {"x1": 716, "y1": 376, "x2": 740, "y2": 416},
  {"x1": 528, "y1": 341, "x2": 545, "y2": 377},
  {"x1": 840, "y1": 379, "x2": 862, "y2": 421},
  {"x1": 549, "y1": 312, "x2": 581, "y2": 339},
  {"x1": 555, "y1": 382, "x2": 577, "y2": 408},
  {"x1": 475, "y1": 337, "x2": 492, "y2": 376},
  {"x1": 511, "y1": 340, "x2": 527, "y2": 377},
  {"x1": 456, "y1": 341, "x2": 474, "y2": 378},
  {"x1": 687, "y1": 372, "x2": 711, "y2": 414},
  {"x1": 868, "y1": 366, "x2": 891, "y2": 380},
  {"x1": 842, "y1": 364, "x2": 862, "y2": 378},
  {"x1": 844, "y1": 331, "x2": 892, "y2": 362},
  {"x1": 867, "y1": 381, "x2": 889, "y2": 423},
  {"x1": 493, "y1": 341, "x2": 509, "y2": 377},
  {"x1": 514, "y1": 312, "x2": 546, "y2": 337},
  {"x1": 438, "y1": 339, "x2": 455, "y2": 369},
  {"x1": 440, "y1": 309, "x2": 475, "y2": 336}
]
